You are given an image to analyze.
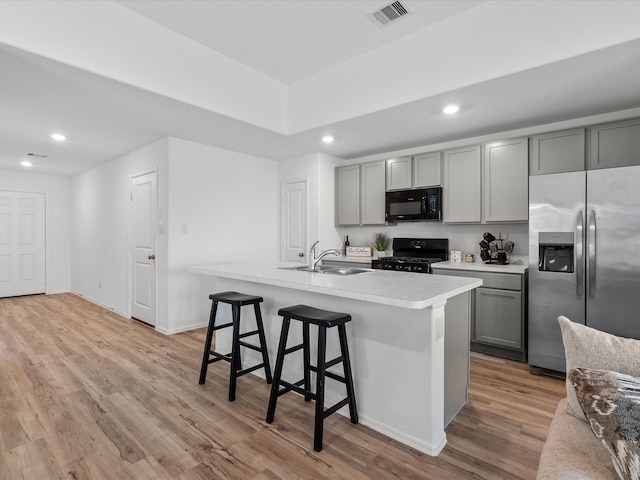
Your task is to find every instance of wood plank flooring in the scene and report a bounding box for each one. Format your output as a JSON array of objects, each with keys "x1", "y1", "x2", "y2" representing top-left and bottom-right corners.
[{"x1": 0, "y1": 293, "x2": 565, "y2": 479}]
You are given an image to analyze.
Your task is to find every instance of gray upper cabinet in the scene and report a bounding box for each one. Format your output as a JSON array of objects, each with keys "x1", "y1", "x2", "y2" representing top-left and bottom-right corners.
[
  {"x1": 413, "y1": 152, "x2": 442, "y2": 188},
  {"x1": 361, "y1": 160, "x2": 386, "y2": 225},
  {"x1": 386, "y1": 153, "x2": 442, "y2": 191},
  {"x1": 443, "y1": 145, "x2": 481, "y2": 223},
  {"x1": 483, "y1": 138, "x2": 529, "y2": 223},
  {"x1": 530, "y1": 128, "x2": 585, "y2": 175},
  {"x1": 589, "y1": 118, "x2": 640, "y2": 170},
  {"x1": 386, "y1": 157, "x2": 412, "y2": 191},
  {"x1": 335, "y1": 161, "x2": 386, "y2": 226},
  {"x1": 335, "y1": 164, "x2": 360, "y2": 226}
]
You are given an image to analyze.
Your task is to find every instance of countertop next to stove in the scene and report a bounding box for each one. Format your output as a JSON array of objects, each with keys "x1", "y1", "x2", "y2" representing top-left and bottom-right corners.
[{"x1": 433, "y1": 255, "x2": 529, "y2": 275}]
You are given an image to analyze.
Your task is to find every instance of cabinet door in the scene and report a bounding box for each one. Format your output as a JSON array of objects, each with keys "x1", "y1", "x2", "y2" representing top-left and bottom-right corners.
[
  {"x1": 474, "y1": 287, "x2": 522, "y2": 349},
  {"x1": 530, "y1": 128, "x2": 585, "y2": 175},
  {"x1": 386, "y1": 157, "x2": 412, "y2": 191},
  {"x1": 589, "y1": 118, "x2": 640, "y2": 169},
  {"x1": 483, "y1": 138, "x2": 528, "y2": 222},
  {"x1": 361, "y1": 160, "x2": 386, "y2": 225},
  {"x1": 335, "y1": 165, "x2": 360, "y2": 226},
  {"x1": 443, "y1": 145, "x2": 481, "y2": 223},
  {"x1": 413, "y1": 152, "x2": 442, "y2": 187}
]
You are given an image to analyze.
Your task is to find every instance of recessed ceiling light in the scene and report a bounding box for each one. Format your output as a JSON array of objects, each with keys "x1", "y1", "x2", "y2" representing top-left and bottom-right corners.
[
  {"x1": 443, "y1": 105, "x2": 459, "y2": 114},
  {"x1": 322, "y1": 135, "x2": 334, "y2": 144},
  {"x1": 50, "y1": 133, "x2": 66, "y2": 141},
  {"x1": 21, "y1": 161, "x2": 32, "y2": 167}
]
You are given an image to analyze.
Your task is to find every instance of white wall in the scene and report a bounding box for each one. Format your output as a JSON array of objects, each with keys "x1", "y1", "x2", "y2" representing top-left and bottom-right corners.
[
  {"x1": 71, "y1": 138, "x2": 169, "y2": 317},
  {"x1": 0, "y1": 169, "x2": 71, "y2": 293},
  {"x1": 278, "y1": 152, "x2": 343, "y2": 256},
  {"x1": 165, "y1": 138, "x2": 279, "y2": 334}
]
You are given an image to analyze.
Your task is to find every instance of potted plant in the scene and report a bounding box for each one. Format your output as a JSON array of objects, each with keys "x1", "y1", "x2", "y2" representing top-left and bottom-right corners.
[{"x1": 372, "y1": 232, "x2": 390, "y2": 258}]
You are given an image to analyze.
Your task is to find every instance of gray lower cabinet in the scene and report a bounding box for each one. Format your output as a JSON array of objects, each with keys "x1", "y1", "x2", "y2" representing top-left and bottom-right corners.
[
  {"x1": 433, "y1": 268, "x2": 527, "y2": 362},
  {"x1": 475, "y1": 287, "x2": 522, "y2": 349}
]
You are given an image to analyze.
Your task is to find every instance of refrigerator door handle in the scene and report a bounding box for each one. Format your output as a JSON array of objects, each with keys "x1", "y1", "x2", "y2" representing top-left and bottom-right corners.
[
  {"x1": 588, "y1": 210, "x2": 597, "y2": 297},
  {"x1": 576, "y1": 211, "x2": 584, "y2": 296}
]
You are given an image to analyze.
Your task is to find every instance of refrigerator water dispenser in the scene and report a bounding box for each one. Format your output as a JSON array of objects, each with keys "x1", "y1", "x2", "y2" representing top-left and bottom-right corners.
[{"x1": 538, "y1": 232, "x2": 574, "y2": 273}]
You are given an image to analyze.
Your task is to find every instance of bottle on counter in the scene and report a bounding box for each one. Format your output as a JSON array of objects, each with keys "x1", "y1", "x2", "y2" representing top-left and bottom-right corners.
[{"x1": 344, "y1": 235, "x2": 350, "y2": 255}]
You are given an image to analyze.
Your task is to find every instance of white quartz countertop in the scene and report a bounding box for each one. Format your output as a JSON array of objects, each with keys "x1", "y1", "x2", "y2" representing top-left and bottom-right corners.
[
  {"x1": 188, "y1": 262, "x2": 482, "y2": 310},
  {"x1": 432, "y1": 255, "x2": 529, "y2": 274}
]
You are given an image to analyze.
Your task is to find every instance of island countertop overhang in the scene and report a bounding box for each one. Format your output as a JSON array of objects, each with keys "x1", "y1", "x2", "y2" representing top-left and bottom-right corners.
[{"x1": 188, "y1": 263, "x2": 482, "y2": 310}]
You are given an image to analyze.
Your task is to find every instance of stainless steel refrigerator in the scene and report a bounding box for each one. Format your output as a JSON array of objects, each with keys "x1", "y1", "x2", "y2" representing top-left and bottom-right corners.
[{"x1": 528, "y1": 165, "x2": 640, "y2": 373}]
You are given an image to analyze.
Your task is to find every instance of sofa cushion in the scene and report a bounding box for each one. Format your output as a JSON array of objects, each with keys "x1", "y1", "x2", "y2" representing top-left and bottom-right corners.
[
  {"x1": 558, "y1": 316, "x2": 640, "y2": 420},
  {"x1": 537, "y1": 398, "x2": 616, "y2": 480},
  {"x1": 569, "y1": 368, "x2": 640, "y2": 480}
]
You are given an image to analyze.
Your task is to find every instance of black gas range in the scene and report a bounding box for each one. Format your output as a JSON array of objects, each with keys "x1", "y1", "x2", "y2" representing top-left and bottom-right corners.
[{"x1": 371, "y1": 238, "x2": 448, "y2": 274}]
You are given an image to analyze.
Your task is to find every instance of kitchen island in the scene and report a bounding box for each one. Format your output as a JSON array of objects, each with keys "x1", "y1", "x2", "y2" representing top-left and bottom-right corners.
[{"x1": 188, "y1": 263, "x2": 481, "y2": 455}]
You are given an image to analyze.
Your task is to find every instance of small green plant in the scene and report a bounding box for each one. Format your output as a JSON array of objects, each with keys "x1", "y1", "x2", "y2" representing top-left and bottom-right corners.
[{"x1": 372, "y1": 232, "x2": 390, "y2": 252}]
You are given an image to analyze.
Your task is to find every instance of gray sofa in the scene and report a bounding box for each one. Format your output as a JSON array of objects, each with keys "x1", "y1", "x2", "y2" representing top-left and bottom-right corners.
[{"x1": 537, "y1": 398, "x2": 615, "y2": 479}]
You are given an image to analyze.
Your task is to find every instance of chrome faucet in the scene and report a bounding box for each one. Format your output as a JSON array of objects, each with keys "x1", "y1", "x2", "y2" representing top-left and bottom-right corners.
[{"x1": 309, "y1": 240, "x2": 340, "y2": 271}]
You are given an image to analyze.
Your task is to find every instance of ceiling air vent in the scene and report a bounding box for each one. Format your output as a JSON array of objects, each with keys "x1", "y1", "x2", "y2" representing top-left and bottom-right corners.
[
  {"x1": 26, "y1": 153, "x2": 48, "y2": 159},
  {"x1": 368, "y1": 1, "x2": 411, "y2": 28}
]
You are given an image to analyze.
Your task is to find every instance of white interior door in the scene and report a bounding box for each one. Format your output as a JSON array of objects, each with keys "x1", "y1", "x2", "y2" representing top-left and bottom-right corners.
[
  {"x1": 0, "y1": 191, "x2": 45, "y2": 298},
  {"x1": 281, "y1": 180, "x2": 307, "y2": 262},
  {"x1": 130, "y1": 171, "x2": 157, "y2": 326}
]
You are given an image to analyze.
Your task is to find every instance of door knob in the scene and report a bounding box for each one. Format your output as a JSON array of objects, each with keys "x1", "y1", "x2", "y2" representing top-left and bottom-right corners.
[
  {"x1": 298, "y1": 252, "x2": 304, "y2": 257},
  {"x1": 148, "y1": 254, "x2": 155, "y2": 260}
]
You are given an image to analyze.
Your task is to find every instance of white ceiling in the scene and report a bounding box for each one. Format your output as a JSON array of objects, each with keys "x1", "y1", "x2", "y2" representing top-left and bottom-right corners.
[
  {"x1": 2, "y1": 0, "x2": 640, "y2": 177},
  {"x1": 115, "y1": 0, "x2": 485, "y2": 85}
]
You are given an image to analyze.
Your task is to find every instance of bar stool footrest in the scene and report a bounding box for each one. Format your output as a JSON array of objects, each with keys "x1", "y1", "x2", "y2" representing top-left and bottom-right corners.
[
  {"x1": 276, "y1": 379, "x2": 317, "y2": 400},
  {"x1": 238, "y1": 341, "x2": 262, "y2": 352},
  {"x1": 237, "y1": 362, "x2": 269, "y2": 377},
  {"x1": 323, "y1": 397, "x2": 351, "y2": 419},
  {"x1": 207, "y1": 351, "x2": 232, "y2": 364}
]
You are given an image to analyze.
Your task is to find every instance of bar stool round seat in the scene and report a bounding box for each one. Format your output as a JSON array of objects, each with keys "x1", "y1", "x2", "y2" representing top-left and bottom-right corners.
[
  {"x1": 198, "y1": 291, "x2": 272, "y2": 401},
  {"x1": 266, "y1": 304, "x2": 358, "y2": 452}
]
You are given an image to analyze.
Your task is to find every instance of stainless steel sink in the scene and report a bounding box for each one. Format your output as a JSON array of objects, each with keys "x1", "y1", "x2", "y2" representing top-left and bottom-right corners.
[
  {"x1": 279, "y1": 264, "x2": 336, "y2": 272},
  {"x1": 322, "y1": 267, "x2": 374, "y2": 276},
  {"x1": 279, "y1": 265, "x2": 373, "y2": 275}
]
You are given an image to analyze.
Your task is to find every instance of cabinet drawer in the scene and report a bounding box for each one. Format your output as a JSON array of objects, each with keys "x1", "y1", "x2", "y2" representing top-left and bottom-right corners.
[{"x1": 433, "y1": 269, "x2": 522, "y2": 291}]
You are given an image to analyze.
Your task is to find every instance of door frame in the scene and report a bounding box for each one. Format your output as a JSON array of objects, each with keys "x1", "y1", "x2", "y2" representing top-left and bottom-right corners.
[
  {"x1": 279, "y1": 178, "x2": 309, "y2": 262},
  {"x1": 129, "y1": 168, "x2": 157, "y2": 325}
]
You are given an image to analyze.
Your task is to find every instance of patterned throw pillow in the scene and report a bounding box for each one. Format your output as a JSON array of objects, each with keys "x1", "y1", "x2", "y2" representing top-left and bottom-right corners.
[
  {"x1": 569, "y1": 367, "x2": 640, "y2": 480},
  {"x1": 558, "y1": 316, "x2": 640, "y2": 421}
]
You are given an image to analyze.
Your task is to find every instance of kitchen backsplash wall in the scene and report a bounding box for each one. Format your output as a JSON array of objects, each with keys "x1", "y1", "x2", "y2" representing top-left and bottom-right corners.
[{"x1": 335, "y1": 223, "x2": 528, "y2": 259}]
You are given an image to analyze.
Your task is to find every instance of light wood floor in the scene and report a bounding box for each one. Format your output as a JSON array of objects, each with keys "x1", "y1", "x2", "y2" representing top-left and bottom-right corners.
[{"x1": 0, "y1": 293, "x2": 565, "y2": 479}]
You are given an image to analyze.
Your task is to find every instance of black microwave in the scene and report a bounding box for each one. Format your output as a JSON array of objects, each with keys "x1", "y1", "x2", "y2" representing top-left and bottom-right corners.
[{"x1": 385, "y1": 187, "x2": 442, "y2": 222}]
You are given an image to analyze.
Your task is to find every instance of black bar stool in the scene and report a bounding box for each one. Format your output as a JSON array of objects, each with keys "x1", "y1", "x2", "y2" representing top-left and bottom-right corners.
[
  {"x1": 266, "y1": 304, "x2": 358, "y2": 452},
  {"x1": 198, "y1": 291, "x2": 272, "y2": 401}
]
